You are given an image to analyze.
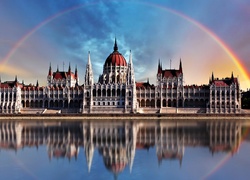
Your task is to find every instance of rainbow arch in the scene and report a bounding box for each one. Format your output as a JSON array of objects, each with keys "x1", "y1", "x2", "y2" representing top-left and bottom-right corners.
[{"x1": 0, "y1": 0, "x2": 249, "y2": 87}]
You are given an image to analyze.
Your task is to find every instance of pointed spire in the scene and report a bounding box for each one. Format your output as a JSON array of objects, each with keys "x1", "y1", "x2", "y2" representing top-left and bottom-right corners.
[
  {"x1": 129, "y1": 50, "x2": 132, "y2": 64},
  {"x1": 114, "y1": 38, "x2": 118, "y2": 51},
  {"x1": 75, "y1": 65, "x2": 78, "y2": 77},
  {"x1": 212, "y1": 72, "x2": 214, "y2": 81},
  {"x1": 129, "y1": 50, "x2": 134, "y2": 71},
  {"x1": 48, "y1": 63, "x2": 52, "y2": 76},
  {"x1": 88, "y1": 51, "x2": 91, "y2": 64},
  {"x1": 231, "y1": 72, "x2": 234, "y2": 80},
  {"x1": 85, "y1": 51, "x2": 94, "y2": 86},
  {"x1": 179, "y1": 59, "x2": 183, "y2": 73},
  {"x1": 158, "y1": 59, "x2": 161, "y2": 73},
  {"x1": 158, "y1": 59, "x2": 162, "y2": 74},
  {"x1": 15, "y1": 75, "x2": 17, "y2": 82},
  {"x1": 68, "y1": 62, "x2": 71, "y2": 73},
  {"x1": 36, "y1": 80, "x2": 39, "y2": 87},
  {"x1": 57, "y1": 65, "x2": 59, "y2": 72},
  {"x1": 75, "y1": 65, "x2": 79, "y2": 85}
]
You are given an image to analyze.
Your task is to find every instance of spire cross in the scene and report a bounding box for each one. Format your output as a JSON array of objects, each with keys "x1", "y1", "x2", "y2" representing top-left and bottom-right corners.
[{"x1": 114, "y1": 38, "x2": 118, "y2": 51}]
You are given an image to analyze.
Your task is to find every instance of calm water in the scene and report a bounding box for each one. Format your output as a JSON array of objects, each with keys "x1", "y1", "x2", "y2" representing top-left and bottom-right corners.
[{"x1": 0, "y1": 119, "x2": 250, "y2": 180}]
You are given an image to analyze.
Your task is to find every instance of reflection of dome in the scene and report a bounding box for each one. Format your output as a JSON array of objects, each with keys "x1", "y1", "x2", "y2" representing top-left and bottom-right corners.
[
  {"x1": 104, "y1": 161, "x2": 126, "y2": 174},
  {"x1": 104, "y1": 39, "x2": 127, "y2": 67},
  {"x1": 100, "y1": 147, "x2": 128, "y2": 175}
]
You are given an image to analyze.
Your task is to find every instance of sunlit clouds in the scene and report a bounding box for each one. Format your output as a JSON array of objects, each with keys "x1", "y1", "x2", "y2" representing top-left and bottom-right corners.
[{"x1": 0, "y1": 0, "x2": 249, "y2": 89}]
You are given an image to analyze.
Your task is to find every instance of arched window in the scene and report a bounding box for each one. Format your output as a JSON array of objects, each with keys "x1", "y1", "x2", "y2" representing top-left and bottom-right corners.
[
  {"x1": 122, "y1": 89, "x2": 125, "y2": 96},
  {"x1": 102, "y1": 89, "x2": 106, "y2": 96},
  {"x1": 107, "y1": 89, "x2": 111, "y2": 97},
  {"x1": 217, "y1": 91, "x2": 220, "y2": 96},
  {"x1": 112, "y1": 89, "x2": 115, "y2": 96},
  {"x1": 129, "y1": 91, "x2": 132, "y2": 96},
  {"x1": 93, "y1": 89, "x2": 96, "y2": 97},
  {"x1": 117, "y1": 89, "x2": 120, "y2": 96},
  {"x1": 98, "y1": 89, "x2": 101, "y2": 96}
]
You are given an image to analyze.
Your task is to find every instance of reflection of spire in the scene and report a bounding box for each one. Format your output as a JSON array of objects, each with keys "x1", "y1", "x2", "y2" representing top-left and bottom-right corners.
[
  {"x1": 128, "y1": 123, "x2": 138, "y2": 172},
  {"x1": 84, "y1": 123, "x2": 94, "y2": 172},
  {"x1": 85, "y1": 143, "x2": 94, "y2": 172},
  {"x1": 114, "y1": 173, "x2": 118, "y2": 180}
]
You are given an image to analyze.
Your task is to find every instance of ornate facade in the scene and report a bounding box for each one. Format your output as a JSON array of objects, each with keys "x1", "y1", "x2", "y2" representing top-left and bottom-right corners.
[{"x1": 0, "y1": 39, "x2": 241, "y2": 114}]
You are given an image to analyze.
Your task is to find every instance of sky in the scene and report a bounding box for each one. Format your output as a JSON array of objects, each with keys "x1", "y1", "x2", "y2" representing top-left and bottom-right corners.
[{"x1": 0, "y1": 0, "x2": 250, "y2": 90}]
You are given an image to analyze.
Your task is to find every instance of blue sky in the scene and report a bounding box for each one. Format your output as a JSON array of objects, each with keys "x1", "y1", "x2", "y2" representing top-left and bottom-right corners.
[{"x1": 0, "y1": 0, "x2": 250, "y2": 89}]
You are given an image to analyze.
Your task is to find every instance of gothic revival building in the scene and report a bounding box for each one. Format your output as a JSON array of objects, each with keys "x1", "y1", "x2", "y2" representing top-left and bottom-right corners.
[{"x1": 0, "y1": 39, "x2": 241, "y2": 114}]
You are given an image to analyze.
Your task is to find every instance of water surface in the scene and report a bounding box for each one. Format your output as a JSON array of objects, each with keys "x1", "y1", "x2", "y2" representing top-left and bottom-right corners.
[{"x1": 0, "y1": 118, "x2": 249, "y2": 180}]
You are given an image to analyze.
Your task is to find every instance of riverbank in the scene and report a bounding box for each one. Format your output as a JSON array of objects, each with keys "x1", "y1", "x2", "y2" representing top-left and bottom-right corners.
[{"x1": 1, "y1": 113, "x2": 250, "y2": 121}]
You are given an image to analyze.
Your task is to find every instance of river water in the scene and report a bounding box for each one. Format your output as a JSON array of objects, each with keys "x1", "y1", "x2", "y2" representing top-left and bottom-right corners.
[{"x1": 0, "y1": 118, "x2": 249, "y2": 180}]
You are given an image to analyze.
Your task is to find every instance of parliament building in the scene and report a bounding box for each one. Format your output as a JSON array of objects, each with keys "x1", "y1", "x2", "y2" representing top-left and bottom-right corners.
[{"x1": 0, "y1": 39, "x2": 241, "y2": 114}]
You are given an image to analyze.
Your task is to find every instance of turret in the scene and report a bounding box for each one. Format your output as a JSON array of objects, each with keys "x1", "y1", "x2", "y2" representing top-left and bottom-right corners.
[
  {"x1": 179, "y1": 59, "x2": 183, "y2": 74},
  {"x1": 231, "y1": 72, "x2": 234, "y2": 80},
  {"x1": 85, "y1": 51, "x2": 94, "y2": 86},
  {"x1": 127, "y1": 50, "x2": 137, "y2": 112},
  {"x1": 75, "y1": 65, "x2": 79, "y2": 85},
  {"x1": 68, "y1": 62, "x2": 71, "y2": 74},
  {"x1": 114, "y1": 38, "x2": 118, "y2": 51},
  {"x1": 158, "y1": 59, "x2": 162, "y2": 74},
  {"x1": 127, "y1": 50, "x2": 135, "y2": 85},
  {"x1": 47, "y1": 63, "x2": 53, "y2": 87},
  {"x1": 48, "y1": 63, "x2": 52, "y2": 76}
]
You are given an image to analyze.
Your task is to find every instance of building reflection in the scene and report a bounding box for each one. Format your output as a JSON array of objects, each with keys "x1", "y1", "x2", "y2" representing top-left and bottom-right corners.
[{"x1": 0, "y1": 119, "x2": 242, "y2": 175}]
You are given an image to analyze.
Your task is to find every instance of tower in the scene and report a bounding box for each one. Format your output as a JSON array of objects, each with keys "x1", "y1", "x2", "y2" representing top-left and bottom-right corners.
[
  {"x1": 127, "y1": 50, "x2": 137, "y2": 112},
  {"x1": 85, "y1": 52, "x2": 94, "y2": 86},
  {"x1": 75, "y1": 65, "x2": 79, "y2": 85},
  {"x1": 47, "y1": 63, "x2": 53, "y2": 86}
]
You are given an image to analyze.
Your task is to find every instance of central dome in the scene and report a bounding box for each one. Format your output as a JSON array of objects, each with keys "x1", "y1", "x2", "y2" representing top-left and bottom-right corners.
[{"x1": 104, "y1": 39, "x2": 127, "y2": 67}]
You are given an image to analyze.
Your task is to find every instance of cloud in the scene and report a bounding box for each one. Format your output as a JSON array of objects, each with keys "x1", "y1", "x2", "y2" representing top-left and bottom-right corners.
[{"x1": 1, "y1": 0, "x2": 249, "y2": 89}]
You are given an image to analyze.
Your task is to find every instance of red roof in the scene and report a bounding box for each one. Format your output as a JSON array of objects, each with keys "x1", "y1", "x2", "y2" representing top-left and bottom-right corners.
[
  {"x1": 161, "y1": 69, "x2": 182, "y2": 78},
  {"x1": 136, "y1": 82, "x2": 154, "y2": 89},
  {"x1": 53, "y1": 71, "x2": 76, "y2": 80},
  {"x1": 104, "y1": 51, "x2": 127, "y2": 67},
  {"x1": 212, "y1": 78, "x2": 238, "y2": 87},
  {"x1": 0, "y1": 81, "x2": 23, "y2": 88}
]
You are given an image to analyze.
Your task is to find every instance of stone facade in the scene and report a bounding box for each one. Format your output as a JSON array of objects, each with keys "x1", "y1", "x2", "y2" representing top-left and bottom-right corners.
[{"x1": 0, "y1": 39, "x2": 241, "y2": 114}]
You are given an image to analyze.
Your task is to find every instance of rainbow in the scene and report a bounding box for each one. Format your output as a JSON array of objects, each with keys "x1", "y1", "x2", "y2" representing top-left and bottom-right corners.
[
  {"x1": 202, "y1": 126, "x2": 250, "y2": 179},
  {"x1": 0, "y1": 1, "x2": 99, "y2": 68},
  {"x1": 8, "y1": 151, "x2": 38, "y2": 179},
  {"x1": 1, "y1": 0, "x2": 249, "y2": 86},
  {"x1": 139, "y1": 1, "x2": 250, "y2": 87}
]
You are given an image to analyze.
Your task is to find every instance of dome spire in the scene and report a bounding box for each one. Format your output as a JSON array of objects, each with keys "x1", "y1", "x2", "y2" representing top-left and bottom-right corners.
[{"x1": 114, "y1": 37, "x2": 118, "y2": 51}]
